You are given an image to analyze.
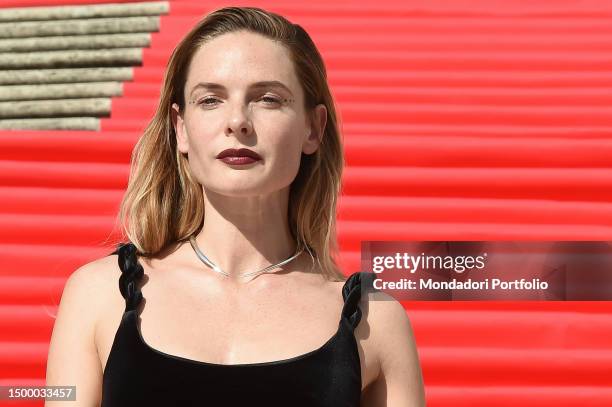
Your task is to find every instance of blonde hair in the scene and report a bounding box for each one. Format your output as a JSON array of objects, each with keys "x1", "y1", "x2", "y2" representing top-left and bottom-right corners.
[{"x1": 111, "y1": 6, "x2": 345, "y2": 281}]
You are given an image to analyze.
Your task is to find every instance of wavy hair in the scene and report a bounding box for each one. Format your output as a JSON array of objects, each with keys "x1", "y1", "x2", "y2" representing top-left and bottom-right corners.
[{"x1": 110, "y1": 6, "x2": 345, "y2": 281}]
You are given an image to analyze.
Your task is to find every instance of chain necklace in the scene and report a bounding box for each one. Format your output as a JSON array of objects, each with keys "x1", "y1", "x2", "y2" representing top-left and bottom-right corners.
[{"x1": 188, "y1": 235, "x2": 304, "y2": 280}]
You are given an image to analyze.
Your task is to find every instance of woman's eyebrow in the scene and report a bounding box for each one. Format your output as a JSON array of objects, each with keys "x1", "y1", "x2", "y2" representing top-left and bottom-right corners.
[{"x1": 189, "y1": 81, "x2": 294, "y2": 97}]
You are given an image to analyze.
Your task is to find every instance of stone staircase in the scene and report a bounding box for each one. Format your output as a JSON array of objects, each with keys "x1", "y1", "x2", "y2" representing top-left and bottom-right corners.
[{"x1": 0, "y1": 1, "x2": 169, "y2": 130}]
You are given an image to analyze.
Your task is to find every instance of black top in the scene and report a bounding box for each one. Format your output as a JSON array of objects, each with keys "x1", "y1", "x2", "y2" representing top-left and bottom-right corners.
[{"x1": 101, "y1": 242, "x2": 376, "y2": 407}]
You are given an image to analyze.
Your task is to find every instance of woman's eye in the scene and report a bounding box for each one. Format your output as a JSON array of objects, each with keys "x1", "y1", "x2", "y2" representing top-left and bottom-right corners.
[
  {"x1": 196, "y1": 95, "x2": 281, "y2": 108},
  {"x1": 260, "y1": 96, "x2": 282, "y2": 105},
  {"x1": 198, "y1": 97, "x2": 220, "y2": 106}
]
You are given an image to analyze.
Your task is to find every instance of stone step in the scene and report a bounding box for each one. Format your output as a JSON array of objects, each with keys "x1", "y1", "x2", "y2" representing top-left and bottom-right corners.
[
  {"x1": 0, "y1": 67, "x2": 134, "y2": 85},
  {"x1": 0, "y1": 82, "x2": 123, "y2": 101},
  {"x1": 0, "y1": 32, "x2": 151, "y2": 52},
  {"x1": 0, "y1": 48, "x2": 142, "y2": 69},
  {"x1": 0, "y1": 15, "x2": 160, "y2": 38},
  {"x1": 0, "y1": 1, "x2": 169, "y2": 22},
  {"x1": 0, "y1": 117, "x2": 99, "y2": 130},
  {"x1": 0, "y1": 98, "x2": 111, "y2": 119}
]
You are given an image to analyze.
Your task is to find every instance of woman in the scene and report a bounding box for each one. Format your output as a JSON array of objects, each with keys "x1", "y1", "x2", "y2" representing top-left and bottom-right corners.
[{"x1": 45, "y1": 6, "x2": 425, "y2": 406}]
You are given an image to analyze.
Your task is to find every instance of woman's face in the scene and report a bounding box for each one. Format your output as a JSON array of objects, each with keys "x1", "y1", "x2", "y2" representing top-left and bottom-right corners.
[{"x1": 172, "y1": 30, "x2": 326, "y2": 197}]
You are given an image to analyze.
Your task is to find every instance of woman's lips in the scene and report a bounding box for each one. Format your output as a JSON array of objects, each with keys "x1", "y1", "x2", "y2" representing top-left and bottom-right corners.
[
  {"x1": 218, "y1": 156, "x2": 259, "y2": 165},
  {"x1": 216, "y1": 148, "x2": 261, "y2": 160}
]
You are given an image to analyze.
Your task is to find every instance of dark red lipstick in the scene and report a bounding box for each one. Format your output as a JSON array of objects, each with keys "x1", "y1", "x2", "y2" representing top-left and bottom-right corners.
[{"x1": 216, "y1": 148, "x2": 261, "y2": 165}]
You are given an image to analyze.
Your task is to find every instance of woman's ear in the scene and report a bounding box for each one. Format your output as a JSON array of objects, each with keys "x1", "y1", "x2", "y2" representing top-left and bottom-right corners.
[
  {"x1": 172, "y1": 102, "x2": 189, "y2": 154},
  {"x1": 302, "y1": 104, "x2": 327, "y2": 155}
]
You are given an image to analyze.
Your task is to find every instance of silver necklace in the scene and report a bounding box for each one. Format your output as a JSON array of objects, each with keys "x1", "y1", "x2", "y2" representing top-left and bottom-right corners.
[{"x1": 188, "y1": 235, "x2": 303, "y2": 279}]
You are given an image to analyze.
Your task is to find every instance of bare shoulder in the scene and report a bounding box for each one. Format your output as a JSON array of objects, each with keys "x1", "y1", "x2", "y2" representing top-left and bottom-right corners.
[
  {"x1": 67, "y1": 253, "x2": 120, "y2": 290},
  {"x1": 60, "y1": 252, "x2": 125, "y2": 339},
  {"x1": 355, "y1": 289, "x2": 411, "y2": 364},
  {"x1": 45, "y1": 251, "x2": 125, "y2": 405},
  {"x1": 360, "y1": 289, "x2": 426, "y2": 406},
  {"x1": 64, "y1": 252, "x2": 122, "y2": 309},
  {"x1": 365, "y1": 290, "x2": 413, "y2": 340}
]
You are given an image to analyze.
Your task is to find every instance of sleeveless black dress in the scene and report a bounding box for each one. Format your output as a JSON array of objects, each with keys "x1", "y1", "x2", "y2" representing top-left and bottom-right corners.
[{"x1": 100, "y1": 242, "x2": 375, "y2": 406}]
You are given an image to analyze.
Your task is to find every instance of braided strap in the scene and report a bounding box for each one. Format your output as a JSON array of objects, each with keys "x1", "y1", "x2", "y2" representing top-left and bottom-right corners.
[
  {"x1": 116, "y1": 242, "x2": 144, "y2": 312},
  {"x1": 341, "y1": 271, "x2": 377, "y2": 329}
]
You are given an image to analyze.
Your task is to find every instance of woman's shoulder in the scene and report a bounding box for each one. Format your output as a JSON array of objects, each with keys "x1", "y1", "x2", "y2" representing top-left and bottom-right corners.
[
  {"x1": 61, "y1": 252, "x2": 127, "y2": 326},
  {"x1": 359, "y1": 282, "x2": 420, "y2": 386},
  {"x1": 355, "y1": 280, "x2": 425, "y2": 404},
  {"x1": 66, "y1": 251, "x2": 124, "y2": 293},
  {"x1": 354, "y1": 274, "x2": 412, "y2": 340},
  {"x1": 366, "y1": 289, "x2": 412, "y2": 336}
]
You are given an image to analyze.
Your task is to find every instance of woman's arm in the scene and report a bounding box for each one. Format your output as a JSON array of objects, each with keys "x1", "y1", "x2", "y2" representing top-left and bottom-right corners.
[
  {"x1": 361, "y1": 295, "x2": 426, "y2": 407},
  {"x1": 45, "y1": 263, "x2": 104, "y2": 406}
]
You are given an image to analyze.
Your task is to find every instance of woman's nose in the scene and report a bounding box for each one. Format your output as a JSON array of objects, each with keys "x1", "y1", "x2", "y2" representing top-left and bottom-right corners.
[{"x1": 226, "y1": 104, "x2": 253, "y2": 136}]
